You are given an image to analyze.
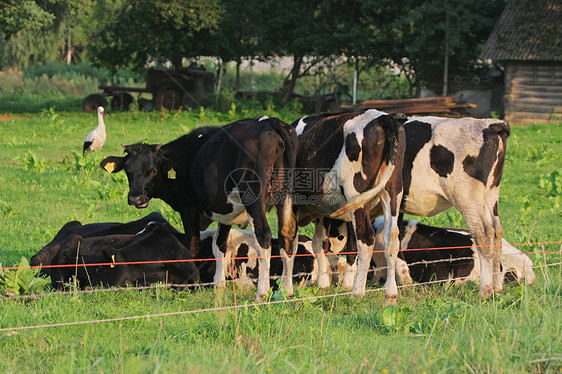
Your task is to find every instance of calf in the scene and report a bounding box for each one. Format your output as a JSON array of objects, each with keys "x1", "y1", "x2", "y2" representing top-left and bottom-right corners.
[
  {"x1": 292, "y1": 110, "x2": 405, "y2": 302},
  {"x1": 197, "y1": 230, "x2": 319, "y2": 287},
  {"x1": 371, "y1": 217, "x2": 536, "y2": 285},
  {"x1": 50, "y1": 222, "x2": 199, "y2": 289},
  {"x1": 30, "y1": 212, "x2": 180, "y2": 275},
  {"x1": 391, "y1": 116, "x2": 510, "y2": 298},
  {"x1": 325, "y1": 116, "x2": 510, "y2": 299},
  {"x1": 100, "y1": 118, "x2": 298, "y2": 301}
]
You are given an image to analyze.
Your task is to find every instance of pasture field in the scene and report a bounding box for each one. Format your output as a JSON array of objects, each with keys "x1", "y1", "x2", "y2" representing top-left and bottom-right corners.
[{"x1": 0, "y1": 104, "x2": 561, "y2": 373}]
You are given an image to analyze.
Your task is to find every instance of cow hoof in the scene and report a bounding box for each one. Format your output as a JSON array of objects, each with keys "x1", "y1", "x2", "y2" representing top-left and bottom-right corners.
[
  {"x1": 255, "y1": 293, "x2": 268, "y2": 303},
  {"x1": 350, "y1": 290, "x2": 366, "y2": 299},
  {"x1": 385, "y1": 294, "x2": 397, "y2": 305},
  {"x1": 480, "y1": 286, "x2": 494, "y2": 299},
  {"x1": 402, "y1": 275, "x2": 414, "y2": 286},
  {"x1": 341, "y1": 281, "x2": 354, "y2": 290},
  {"x1": 317, "y1": 274, "x2": 330, "y2": 289}
]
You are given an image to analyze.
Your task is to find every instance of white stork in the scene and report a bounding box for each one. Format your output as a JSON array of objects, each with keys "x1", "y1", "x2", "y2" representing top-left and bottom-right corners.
[{"x1": 83, "y1": 106, "x2": 107, "y2": 155}]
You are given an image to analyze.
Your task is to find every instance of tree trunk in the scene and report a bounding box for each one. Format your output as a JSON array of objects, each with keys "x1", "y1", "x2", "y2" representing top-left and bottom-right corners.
[
  {"x1": 66, "y1": 23, "x2": 72, "y2": 65},
  {"x1": 353, "y1": 58, "x2": 359, "y2": 105},
  {"x1": 172, "y1": 57, "x2": 183, "y2": 70},
  {"x1": 216, "y1": 57, "x2": 223, "y2": 95},
  {"x1": 443, "y1": 3, "x2": 449, "y2": 96},
  {"x1": 282, "y1": 54, "x2": 303, "y2": 101},
  {"x1": 235, "y1": 59, "x2": 241, "y2": 92}
]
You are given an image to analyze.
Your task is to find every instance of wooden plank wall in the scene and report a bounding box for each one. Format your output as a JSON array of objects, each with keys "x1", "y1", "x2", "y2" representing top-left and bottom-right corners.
[{"x1": 505, "y1": 62, "x2": 562, "y2": 125}]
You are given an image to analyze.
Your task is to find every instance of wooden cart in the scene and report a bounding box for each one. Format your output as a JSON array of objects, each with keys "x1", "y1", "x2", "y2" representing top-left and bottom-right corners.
[{"x1": 83, "y1": 67, "x2": 214, "y2": 112}]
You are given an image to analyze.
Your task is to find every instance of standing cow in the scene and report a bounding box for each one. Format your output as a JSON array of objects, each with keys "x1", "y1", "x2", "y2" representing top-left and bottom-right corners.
[
  {"x1": 100, "y1": 118, "x2": 298, "y2": 301},
  {"x1": 291, "y1": 110, "x2": 406, "y2": 303},
  {"x1": 323, "y1": 116, "x2": 510, "y2": 299}
]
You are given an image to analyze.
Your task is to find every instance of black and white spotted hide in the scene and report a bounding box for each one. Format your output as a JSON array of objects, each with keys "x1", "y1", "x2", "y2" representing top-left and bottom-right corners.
[
  {"x1": 380, "y1": 116, "x2": 511, "y2": 298},
  {"x1": 371, "y1": 217, "x2": 536, "y2": 286},
  {"x1": 292, "y1": 110, "x2": 405, "y2": 303},
  {"x1": 197, "y1": 230, "x2": 319, "y2": 288}
]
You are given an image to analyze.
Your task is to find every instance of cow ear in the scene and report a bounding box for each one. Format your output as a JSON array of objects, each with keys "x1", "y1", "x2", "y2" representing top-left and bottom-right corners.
[
  {"x1": 159, "y1": 156, "x2": 182, "y2": 179},
  {"x1": 100, "y1": 156, "x2": 125, "y2": 173}
]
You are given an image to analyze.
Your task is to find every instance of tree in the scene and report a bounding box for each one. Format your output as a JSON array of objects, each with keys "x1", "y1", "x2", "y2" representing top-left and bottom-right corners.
[
  {"x1": 0, "y1": 1, "x2": 53, "y2": 38},
  {"x1": 380, "y1": 0, "x2": 506, "y2": 96},
  {"x1": 90, "y1": 0, "x2": 223, "y2": 73},
  {"x1": 198, "y1": 0, "x2": 261, "y2": 93},
  {"x1": 255, "y1": 0, "x2": 331, "y2": 100}
]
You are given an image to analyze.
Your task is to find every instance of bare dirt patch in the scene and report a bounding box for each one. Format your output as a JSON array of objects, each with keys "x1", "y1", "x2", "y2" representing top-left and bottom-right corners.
[{"x1": 0, "y1": 114, "x2": 15, "y2": 121}]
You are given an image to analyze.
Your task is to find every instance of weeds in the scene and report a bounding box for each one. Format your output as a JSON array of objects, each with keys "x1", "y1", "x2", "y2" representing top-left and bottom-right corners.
[
  {"x1": 19, "y1": 151, "x2": 50, "y2": 173},
  {"x1": 0, "y1": 258, "x2": 50, "y2": 297}
]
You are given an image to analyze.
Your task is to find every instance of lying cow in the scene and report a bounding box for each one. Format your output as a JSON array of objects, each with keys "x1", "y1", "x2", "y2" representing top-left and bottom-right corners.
[
  {"x1": 371, "y1": 217, "x2": 536, "y2": 285},
  {"x1": 101, "y1": 117, "x2": 299, "y2": 301},
  {"x1": 30, "y1": 212, "x2": 181, "y2": 275},
  {"x1": 49, "y1": 222, "x2": 199, "y2": 289},
  {"x1": 196, "y1": 230, "x2": 322, "y2": 288}
]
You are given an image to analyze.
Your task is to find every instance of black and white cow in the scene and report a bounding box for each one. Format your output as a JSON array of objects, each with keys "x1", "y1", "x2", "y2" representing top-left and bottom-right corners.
[
  {"x1": 100, "y1": 118, "x2": 298, "y2": 301},
  {"x1": 292, "y1": 110, "x2": 405, "y2": 302},
  {"x1": 324, "y1": 116, "x2": 511, "y2": 299},
  {"x1": 30, "y1": 212, "x2": 181, "y2": 276},
  {"x1": 197, "y1": 230, "x2": 319, "y2": 287},
  {"x1": 390, "y1": 116, "x2": 510, "y2": 298},
  {"x1": 371, "y1": 217, "x2": 536, "y2": 285},
  {"x1": 49, "y1": 222, "x2": 200, "y2": 289}
]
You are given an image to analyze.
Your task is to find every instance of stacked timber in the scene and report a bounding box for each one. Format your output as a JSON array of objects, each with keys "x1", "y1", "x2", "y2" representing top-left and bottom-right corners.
[{"x1": 357, "y1": 96, "x2": 476, "y2": 116}]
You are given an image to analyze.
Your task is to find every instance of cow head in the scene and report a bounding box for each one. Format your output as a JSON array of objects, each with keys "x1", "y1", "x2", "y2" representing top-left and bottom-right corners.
[{"x1": 100, "y1": 143, "x2": 177, "y2": 209}]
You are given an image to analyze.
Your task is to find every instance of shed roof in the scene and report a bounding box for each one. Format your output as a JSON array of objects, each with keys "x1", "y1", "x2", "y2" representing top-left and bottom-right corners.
[{"x1": 480, "y1": 0, "x2": 562, "y2": 62}]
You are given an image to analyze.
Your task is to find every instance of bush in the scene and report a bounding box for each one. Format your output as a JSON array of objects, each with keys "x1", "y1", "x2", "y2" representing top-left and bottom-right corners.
[{"x1": 0, "y1": 62, "x2": 143, "y2": 98}]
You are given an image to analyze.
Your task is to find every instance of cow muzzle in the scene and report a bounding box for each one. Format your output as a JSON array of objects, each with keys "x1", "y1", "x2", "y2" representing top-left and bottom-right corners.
[{"x1": 128, "y1": 194, "x2": 149, "y2": 209}]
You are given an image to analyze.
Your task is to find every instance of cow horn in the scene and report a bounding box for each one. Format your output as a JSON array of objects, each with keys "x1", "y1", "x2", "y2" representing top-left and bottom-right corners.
[{"x1": 155, "y1": 143, "x2": 163, "y2": 151}]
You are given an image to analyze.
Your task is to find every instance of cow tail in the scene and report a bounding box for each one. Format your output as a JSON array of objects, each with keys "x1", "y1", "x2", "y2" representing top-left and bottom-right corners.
[
  {"x1": 488, "y1": 120, "x2": 510, "y2": 188},
  {"x1": 267, "y1": 118, "x2": 298, "y2": 241},
  {"x1": 268, "y1": 118, "x2": 297, "y2": 173},
  {"x1": 330, "y1": 115, "x2": 401, "y2": 219}
]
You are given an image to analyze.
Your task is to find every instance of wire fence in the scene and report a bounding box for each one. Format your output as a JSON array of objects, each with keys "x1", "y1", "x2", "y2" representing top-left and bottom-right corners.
[
  {"x1": 2, "y1": 240, "x2": 561, "y2": 272},
  {"x1": 0, "y1": 260, "x2": 560, "y2": 333}
]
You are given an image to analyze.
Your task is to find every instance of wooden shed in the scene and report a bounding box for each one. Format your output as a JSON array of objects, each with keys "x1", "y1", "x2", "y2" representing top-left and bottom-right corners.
[{"x1": 480, "y1": 0, "x2": 562, "y2": 125}]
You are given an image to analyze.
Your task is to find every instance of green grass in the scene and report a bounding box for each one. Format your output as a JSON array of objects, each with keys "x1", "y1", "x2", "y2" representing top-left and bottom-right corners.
[{"x1": 0, "y1": 104, "x2": 561, "y2": 372}]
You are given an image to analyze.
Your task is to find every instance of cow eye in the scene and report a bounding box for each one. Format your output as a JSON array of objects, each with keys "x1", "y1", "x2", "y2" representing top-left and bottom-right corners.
[{"x1": 150, "y1": 168, "x2": 157, "y2": 176}]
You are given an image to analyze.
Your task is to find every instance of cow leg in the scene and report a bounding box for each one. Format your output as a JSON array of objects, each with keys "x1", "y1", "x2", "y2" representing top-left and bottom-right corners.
[
  {"x1": 181, "y1": 211, "x2": 200, "y2": 258},
  {"x1": 342, "y1": 222, "x2": 357, "y2": 289},
  {"x1": 312, "y1": 218, "x2": 331, "y2": 289},
  {"x1": 351, "y1": 205, "x2": 375, "y2": 298},
  {"x1": 212, "y1": 224, "x2": 231, "y2": 288},
  {"x1": 245, "y1": 209, "x2": 272, "y2": 301},
  {"x1": 491, "y1": 214, "x2": 504, "y2": 293},
  {"x1": 379, "y1": 189, "x2": 401, "y2": 304},
  {"x1": 459, "y1": 208, "x2": 503, "y2": 298},
  {"x1": 277, "y1": 197, "x2": 298, "y2": 297}
]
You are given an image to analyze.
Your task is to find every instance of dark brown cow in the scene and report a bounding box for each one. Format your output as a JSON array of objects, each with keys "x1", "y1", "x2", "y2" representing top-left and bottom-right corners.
[
  {"x1": 30, "y1": 212, "x2": 180, "y2": 276},
  {"x1": 100, "y1": 118, "x2": 298, "y2": 301},
  {"x1": 49, "y1": 222, "x2": 199, "y2": 289}
]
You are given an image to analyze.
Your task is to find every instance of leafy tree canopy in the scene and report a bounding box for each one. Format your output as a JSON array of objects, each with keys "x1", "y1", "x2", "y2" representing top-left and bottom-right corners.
[
  {"x1": 90, "y1": 0, "x2": 223, "y2": 72},
  {"x1": 0, "y1": 0, "x2": 54, "y2": 38}
]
